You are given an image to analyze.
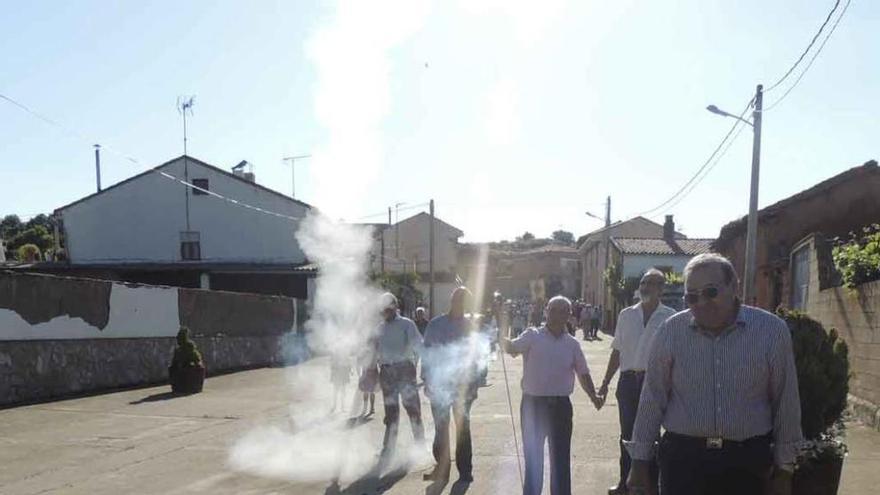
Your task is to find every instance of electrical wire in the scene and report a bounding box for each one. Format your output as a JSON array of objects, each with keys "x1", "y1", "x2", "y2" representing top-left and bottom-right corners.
[
  {"x1": 647, "y1": 118, "x2": 749, "y2": 219},
  {"x1": 764, "y1": 0, "x2": 852, "y2": 112},
  {"x1": 765, "y1": 0, "x2": 842, "y2": 92},
  {"x1": 633, "y1": 98, "x2": 754, "y2": 218},
  {"x1": 1, "y1": 92, "x2": 307, "y2": 221}
]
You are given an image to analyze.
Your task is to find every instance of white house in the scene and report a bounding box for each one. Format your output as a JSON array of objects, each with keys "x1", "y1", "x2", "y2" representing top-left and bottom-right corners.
[{"x1": 50, "y1": 155, "x2": 315, "y2": 299}]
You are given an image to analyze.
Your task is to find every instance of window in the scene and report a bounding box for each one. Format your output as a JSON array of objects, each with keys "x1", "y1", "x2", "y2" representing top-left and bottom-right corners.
[
  {"x1": 790, "y1": 244, "x2": 810, "y2": 310},
  {"x1": 192, "y1": 178, "x2": 209, "y2": 195},
  {"x1": 180, "y1": 231, "x2": 201, "y2": 261}
]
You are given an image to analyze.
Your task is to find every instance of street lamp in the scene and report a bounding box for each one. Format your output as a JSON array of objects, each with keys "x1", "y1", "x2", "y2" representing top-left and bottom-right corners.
[{"x1": 707, "y1": 84, "x2": 763, "y2": 304}]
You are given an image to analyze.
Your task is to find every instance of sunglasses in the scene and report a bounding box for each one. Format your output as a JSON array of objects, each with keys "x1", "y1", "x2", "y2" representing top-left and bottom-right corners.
[{"x1": 684, "y1": 287, "x2": 719, "y2": 305}]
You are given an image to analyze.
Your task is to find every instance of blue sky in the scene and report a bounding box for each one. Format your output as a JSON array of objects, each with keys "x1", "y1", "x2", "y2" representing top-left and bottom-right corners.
[{"x1": 2, "y1": 0, "x2": 876, "y2": 242}]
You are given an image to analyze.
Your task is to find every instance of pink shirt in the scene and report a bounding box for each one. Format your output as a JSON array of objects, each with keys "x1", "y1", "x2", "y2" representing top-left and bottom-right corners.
[{"x1": 510, "y1": 327, "x2": 590, "y2": 396}]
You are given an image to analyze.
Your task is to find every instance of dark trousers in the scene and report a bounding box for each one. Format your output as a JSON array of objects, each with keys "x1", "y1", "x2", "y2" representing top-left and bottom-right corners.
[
  {"x1": 379, "y1": 362, "x2": 424, "y2": 453},
  {"x1": 521, "y1": 394, "x2": 573, "y2": 495},
  {"x1": 430, "y1": 396, "x2": 474, "y2": 475},
  {"x1": 658, "y1": 432, "x2": 773, "y2": 495},
  {"x1": 617, "y1": 372, "x2": 658, "y2": 490}
]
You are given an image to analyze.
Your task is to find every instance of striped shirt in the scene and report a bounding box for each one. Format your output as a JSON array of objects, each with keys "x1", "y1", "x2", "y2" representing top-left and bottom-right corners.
[{"x1": 625, "y1": 305, "x2": 803, "y2": 466}]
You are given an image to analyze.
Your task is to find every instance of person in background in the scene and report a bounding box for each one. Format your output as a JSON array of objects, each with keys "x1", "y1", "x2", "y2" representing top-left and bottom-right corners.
[
  {"x1": 581, "y1": 304, "x2": 593, "y2": 341},
  {"x1": 591, "y1": 304, "x2": 603, "y2": 340},
  {"x1": 598, "y1": 268, "x2": 675, "y2": 495},
  {"x1": 501, "y1": 296, "x2": 604, "y2": 495},
  {"x1": 330, "y1": 350, "x2": 352, "y2": 413},
  {"x1": 626, "y1": 253, "x2": 802, "y2": 495},
  {"x1": 357, "y1": 338, "x2": 378, "y2": 417},
  {"x1": 414, "y1": 307, "x2": 430, "y2": 337},
  {"x1": 374, "y1": 292, "x2": 425, "y2": 462}
]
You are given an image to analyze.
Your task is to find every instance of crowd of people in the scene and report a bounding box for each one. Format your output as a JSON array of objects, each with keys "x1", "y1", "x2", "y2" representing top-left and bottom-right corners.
[{"x1": 325, "y1": 252, "x2": 803, "y2": 495}]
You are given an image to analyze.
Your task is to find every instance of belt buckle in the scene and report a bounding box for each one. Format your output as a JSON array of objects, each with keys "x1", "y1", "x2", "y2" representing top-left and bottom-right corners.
[{"x1": 706, "y1": 437, "x2": 723, "y2": 449}]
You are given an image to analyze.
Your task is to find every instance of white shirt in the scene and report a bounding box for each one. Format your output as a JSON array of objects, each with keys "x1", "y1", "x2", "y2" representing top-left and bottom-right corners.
[
  {"x1": 612, "y1": 302, "x2": 676, "y2": 372},
  {"x1": 374, "y1": 315, "x2": 422, "y2": 365},
  {"x1": 509, "y1": 327, "x2": 590, "y2": 396}
]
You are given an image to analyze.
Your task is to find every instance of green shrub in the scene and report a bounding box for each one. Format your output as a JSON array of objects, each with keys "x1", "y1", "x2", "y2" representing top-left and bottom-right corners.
[
  {"x1": 171, "y1": 326, "x2": 203, "y2": 368},
  {"x1": 16, "y1": 243, "x2": 42, "y2": 262},
  {"x1": 832, "y1": 223, "x2": 880, "y2": 289},
  {"x1": 777, "y1": 309, "x2": 849, "y2": 440}
]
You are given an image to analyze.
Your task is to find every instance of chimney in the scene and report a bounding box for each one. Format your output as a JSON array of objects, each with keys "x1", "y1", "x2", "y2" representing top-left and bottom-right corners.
[
  {"x1": 232, "y1": 160, "x2": 255, "y2": 182},
  {"x1": 663, "y1": 215, "x2": 675, "y2": 240}
]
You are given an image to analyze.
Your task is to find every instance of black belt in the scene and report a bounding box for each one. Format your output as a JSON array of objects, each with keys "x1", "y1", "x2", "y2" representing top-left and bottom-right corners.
[{"x1": 663, "y1": 431, "x2": 772, "y2": 450}]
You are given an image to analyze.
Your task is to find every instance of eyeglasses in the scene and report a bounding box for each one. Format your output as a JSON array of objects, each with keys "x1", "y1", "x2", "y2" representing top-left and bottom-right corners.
[{"x1": 684, "y1": 287, "x2": 719, "y2": 305}]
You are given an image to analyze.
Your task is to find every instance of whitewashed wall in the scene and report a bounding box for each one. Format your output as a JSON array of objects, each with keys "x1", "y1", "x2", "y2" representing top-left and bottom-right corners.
[
  {"x1": 0, "y1": 282, "x2": 180, "y2": 340},
  {"x1": 61, "y1": 157, "x2": 310, "y2": 264}
]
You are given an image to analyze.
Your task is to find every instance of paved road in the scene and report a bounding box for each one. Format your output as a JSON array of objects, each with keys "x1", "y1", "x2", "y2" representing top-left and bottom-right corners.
[{"x1": 1, "y1": 335, "x2": 876, "y2": 494}]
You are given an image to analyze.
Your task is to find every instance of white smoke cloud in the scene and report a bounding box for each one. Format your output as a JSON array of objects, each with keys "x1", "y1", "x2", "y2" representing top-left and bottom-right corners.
[{"x1": 229, "y1": 0, "x2": 434, "y2": 486}]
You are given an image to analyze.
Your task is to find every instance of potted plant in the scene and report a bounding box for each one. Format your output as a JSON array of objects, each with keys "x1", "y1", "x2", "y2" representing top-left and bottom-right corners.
[
  {"x1": 778, "y1": 309, "x2": 849, "y2": 495},
  {"x1": 169, "y1": 326, "x2": 206, "y2": 394}
]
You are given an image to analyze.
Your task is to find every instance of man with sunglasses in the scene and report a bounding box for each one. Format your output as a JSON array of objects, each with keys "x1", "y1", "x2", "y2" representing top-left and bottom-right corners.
[
  {"x1": 599, "y1": 268, "x2": 675, "y2": 495},
  {"x1": 626, "y1": 253, "x2": 802, "y2": 495}
]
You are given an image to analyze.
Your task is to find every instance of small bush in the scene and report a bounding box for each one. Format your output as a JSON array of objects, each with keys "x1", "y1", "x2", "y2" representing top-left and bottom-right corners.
[
  {"x1": 832, "y1": 223, "x2": 880, "y2": 289},
  {"x1": 171, "y1": 326, "x2": 203, "y2": 369},
  {"x1": 777, "y1": 309, "x2": 849, "y2": 440},
  {"x1": 16, "y1": 243, "x2": 42, "y2": 262}
]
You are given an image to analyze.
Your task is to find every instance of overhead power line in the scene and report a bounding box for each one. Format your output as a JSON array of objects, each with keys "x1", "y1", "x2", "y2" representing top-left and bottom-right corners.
[
  {"x1": 1, "y1": 92, "x2": 305, "y2": 221},
  {"x1": 765, "y1": 0, "x2": 842, "y2": 92},
  {"x1": 633, "y1": 98, "x2": 754, "y2": 218},
  {"x1": 764, "y1": 0, "x2": 852, "y2": 111}
]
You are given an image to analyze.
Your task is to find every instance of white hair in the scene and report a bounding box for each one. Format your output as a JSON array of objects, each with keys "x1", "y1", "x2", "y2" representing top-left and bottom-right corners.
[
  {"x1": 546, "y1": 295, "x2": 572, "y2": 310},
  {"x1": 642, "y1": 267, "x2": 666, "y2": 281},
  {"x1": 683, "y1": 253, "x2": 737, "y2": 285},
  {"x1": 380, "y1": 292, "x2": 398, "y2": 308}
]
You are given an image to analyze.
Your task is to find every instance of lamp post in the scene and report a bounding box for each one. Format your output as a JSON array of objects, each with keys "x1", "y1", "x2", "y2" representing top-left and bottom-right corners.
[{"x1": 707, "y1": 84, "x2": 763, "y2": 304}]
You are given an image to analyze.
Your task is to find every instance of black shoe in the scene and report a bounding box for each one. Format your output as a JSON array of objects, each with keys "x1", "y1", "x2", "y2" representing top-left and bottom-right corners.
[
  {"x1": 458, "y1": 471, "x2": 473, "y2": 482},
  {"x1": 608, "y1": 484, "x2": 627, "y2": 495}
]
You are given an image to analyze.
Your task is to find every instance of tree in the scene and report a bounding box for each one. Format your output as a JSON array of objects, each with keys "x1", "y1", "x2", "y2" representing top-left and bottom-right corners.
[
  {"x1": 517, "y1": 231, "x2": 535, "y2": 241},
  {"x1": 1, "y1": 214, "x2": 23, "y2": 241},
  {"x1": 552, "y1": 230, "x2": 574, "y2": 244},
  {"x1": 9, "y1": 225, "x2": 53, "y2": 254}
]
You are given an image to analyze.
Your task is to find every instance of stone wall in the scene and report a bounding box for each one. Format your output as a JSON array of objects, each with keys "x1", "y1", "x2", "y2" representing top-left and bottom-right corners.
[
  {"x1": 0, "y1": 271, "x2": 303, "y2": 407},
  {"x1": 801, "y1": 238, "x2": 880, "y2": 429}
]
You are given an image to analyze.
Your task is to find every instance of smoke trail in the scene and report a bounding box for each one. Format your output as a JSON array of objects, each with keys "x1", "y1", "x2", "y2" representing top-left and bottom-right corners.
[{"x1": 229, "y1": 0, "x2": 432, "y2": 485}]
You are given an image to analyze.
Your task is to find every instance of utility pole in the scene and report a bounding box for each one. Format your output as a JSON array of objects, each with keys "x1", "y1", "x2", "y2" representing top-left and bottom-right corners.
[
  {"x1": 282, "y1": 154, "x2": 311, "y2": 199},
  {"x1": 743, "y1": 84, "x2": 763, "y2": 305},
  {"x1": 93, "y1": 144, "x2": 102, "y2": 192},
  {"x1": 429, "y1": 199, "x2": 435, "y2": 318},
  {"x1": 602, "y1": 195, "x2": 611, "y2": 322},
  {"x1": 394, "y1": 202, "x2": 404, "y2": 258}
]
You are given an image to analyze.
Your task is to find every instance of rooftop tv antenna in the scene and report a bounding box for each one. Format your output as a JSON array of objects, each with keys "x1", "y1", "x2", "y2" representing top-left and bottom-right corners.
[{"x1": 177, "y1": 95, "x2": 196, "y2": 230}]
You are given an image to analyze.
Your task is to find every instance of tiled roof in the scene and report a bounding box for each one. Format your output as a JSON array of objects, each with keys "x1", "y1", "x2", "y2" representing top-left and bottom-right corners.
[{"x1": 612, "y1": 237, "x2": 715, "y2": 256}]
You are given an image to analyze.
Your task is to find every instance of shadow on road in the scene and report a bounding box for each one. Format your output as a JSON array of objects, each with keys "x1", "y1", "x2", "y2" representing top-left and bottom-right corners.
[
  {"x1": 324, "y1": 466, "x2": 408, "y2": 495},
  {"x1": 128, "y1": 392, "x2": 183, "y2": 404}
]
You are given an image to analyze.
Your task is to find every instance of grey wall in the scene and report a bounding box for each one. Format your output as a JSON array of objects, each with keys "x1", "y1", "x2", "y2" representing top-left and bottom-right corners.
[{"x1": 0, "y1": 271, "x2": 305, "y2": 407}]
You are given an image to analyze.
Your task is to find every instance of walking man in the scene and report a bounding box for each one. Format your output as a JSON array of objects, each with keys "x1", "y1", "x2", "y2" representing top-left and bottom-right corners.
[
  {"x1": 502, "y1": 296, "x2": 604, "y2": 495},
  {"x1": 421, "y1": 287, "x2": 480, "y2": 482},
  {"x1": 374, "y1": 292, "x2": 425, "y2": 461},
  {"x1": 627, "y1": 253, "x2": 802, "y2": 495},
  {"x1": 598, "y1": 268, "x2": 675, "y2": 495},
  {"x1": 590, "y1": 304, "x2": 602, "y2": 340}
]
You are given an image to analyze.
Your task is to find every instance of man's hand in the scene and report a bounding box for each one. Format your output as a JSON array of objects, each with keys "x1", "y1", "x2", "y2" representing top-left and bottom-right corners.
[
  {"x1": 598, "y1": 381, "x2": 609, "y2": 400},
  {"x1": 765, "y1": 466, "x2": 792, "y2": 495},
  {"x1": 627, "y1": 461, "x2": 657, "y2": 495}
]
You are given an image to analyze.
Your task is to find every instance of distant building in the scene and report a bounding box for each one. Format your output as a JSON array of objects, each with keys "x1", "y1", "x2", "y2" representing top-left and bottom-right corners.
[
  {"x1": 713, "y1": 160, "x2": 880, "y2": 310},
  {"x1": 578, "y1": 215, "x2": 686, "y2": 318},
  {"x1": 365, "y1": 211, "x2": 464, "y2": 314},
  {"x1": 27, "y1": 155, "x2": 316, "y2": 301},
  {"x1": 492, "y1": 244, "x2": 581, "y2": 302},
  {"x1": 609, "y1": 236, "x2": 714, "y2": 311}
]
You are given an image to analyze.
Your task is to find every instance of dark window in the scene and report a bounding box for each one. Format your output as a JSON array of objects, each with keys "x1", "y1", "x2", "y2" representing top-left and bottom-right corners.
[
  {"x1": 192, "y1": 178, "x2": 209, "y2": 195},
  {"x1": 180, "y1": 231, "x2": 201, "y2": 261}
]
